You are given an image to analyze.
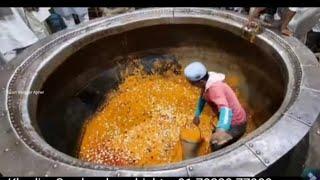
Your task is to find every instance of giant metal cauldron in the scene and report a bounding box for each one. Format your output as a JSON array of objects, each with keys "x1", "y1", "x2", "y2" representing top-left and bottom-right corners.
[{"x1": 1, "y1": 8, "x2": 320, "y2": 176}]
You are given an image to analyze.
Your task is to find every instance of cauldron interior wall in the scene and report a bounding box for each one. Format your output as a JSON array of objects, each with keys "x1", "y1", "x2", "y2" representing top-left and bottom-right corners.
[{"x1": 36, "y1": 24, "x2": 285, "y2": 158}]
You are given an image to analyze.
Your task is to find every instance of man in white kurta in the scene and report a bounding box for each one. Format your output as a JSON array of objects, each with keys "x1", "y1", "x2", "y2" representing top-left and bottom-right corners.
[
  {"x1": 0, "y1": 8, "x2": 39, "y2": 62},
  {"x1": 288, "y1": 8, "x2": 320, "y2": 44}
]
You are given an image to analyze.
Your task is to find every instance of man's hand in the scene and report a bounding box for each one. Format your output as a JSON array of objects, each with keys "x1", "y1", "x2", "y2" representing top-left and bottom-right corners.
[
  {"x1": 281, "y1": 28, "x2": 294, "y2": 36},
  {"x1": 245, "y1": 7, "x2": 273, "y2": 30},
  {"x1": 245, "y1": 18, "x2": 259, "y2": 29},
  {"x1": 193, "y1": 116, "x2": 200, "y2": 126},
  {"x1": 245, "y1": 8, "x2": 263, "y2": 27},
  {"x1": 211, "y1": 130, "x2": 233, "y2": 146}
]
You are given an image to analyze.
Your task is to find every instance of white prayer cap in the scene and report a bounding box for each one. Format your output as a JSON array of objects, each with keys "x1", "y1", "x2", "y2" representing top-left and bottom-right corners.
[{"x1": 184, "y1": 61, "x2": 207, "y2": 82}]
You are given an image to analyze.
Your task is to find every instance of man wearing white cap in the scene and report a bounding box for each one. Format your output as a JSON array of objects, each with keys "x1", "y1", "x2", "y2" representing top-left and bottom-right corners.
[{"x1": 184, "y1": 61, "x2": 247, "y2": 150}]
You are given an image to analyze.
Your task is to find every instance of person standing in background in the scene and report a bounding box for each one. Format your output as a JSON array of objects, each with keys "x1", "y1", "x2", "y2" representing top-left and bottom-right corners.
[
  {"x1": 288, "y1": 8, "x2": 320, "y2": 46},
  {"x1": 53, "y1": 8, "x2": 89, "y2": 29},
  {"x1": 246, "y1": 7, "x2": 320, "y2": 44},
  {"x1": 23, "y1": 7, "x2": 51, "y2": 39},
  {"x1": 0, "y1": 7, "x2": 51, "y2": 62},
  {"x1": 0, "y1": 8, "x2": 39, "y2": 61},
  {"x1": 45, "y1": 8, "x2": 67, "y2": 33}
]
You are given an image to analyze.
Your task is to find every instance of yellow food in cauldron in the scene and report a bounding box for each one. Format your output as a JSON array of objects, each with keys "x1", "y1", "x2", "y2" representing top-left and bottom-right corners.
[{"x1": 78, "y1": 59, "x2": 255, "y2": 167}]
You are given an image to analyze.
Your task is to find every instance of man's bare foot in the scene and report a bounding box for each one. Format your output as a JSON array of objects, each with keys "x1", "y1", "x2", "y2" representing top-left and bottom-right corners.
[{"x1": 281, "y1": 28, "x2": 293, "y2": 36}]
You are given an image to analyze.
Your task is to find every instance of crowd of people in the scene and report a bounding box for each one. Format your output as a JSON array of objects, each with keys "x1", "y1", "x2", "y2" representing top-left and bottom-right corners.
[
  {"x1": 0, "y1": 7, "x2": 136, "y2": 63},
  {"x1": 244, "y1": 7, "x2": 320, "y2": 52},
  {"x1": 1, "y1": 7, "x2": 320, "y2": 63}
]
